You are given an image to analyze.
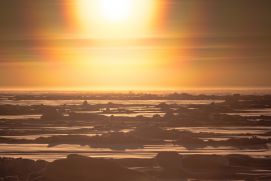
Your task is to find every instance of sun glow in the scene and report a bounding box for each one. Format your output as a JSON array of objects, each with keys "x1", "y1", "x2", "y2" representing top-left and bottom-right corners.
[
  {"x1": 55, "y1": 0, "x2": 172, "y2": 89},
  {"x1": 75, "y1": 0, "x2": 158, "y2": 38},
  {"x1": 99, "y1": 0, "x2": 133, "y2": 22}
]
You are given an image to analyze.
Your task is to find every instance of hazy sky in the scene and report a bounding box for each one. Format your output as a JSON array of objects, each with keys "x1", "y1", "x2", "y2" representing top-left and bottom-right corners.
[{"x1": 0, "y1": 0, "x2": 271, "y2": 90}]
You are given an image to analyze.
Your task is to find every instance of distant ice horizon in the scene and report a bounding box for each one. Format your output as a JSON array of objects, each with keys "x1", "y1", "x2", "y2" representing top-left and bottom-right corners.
[{"x1": 1, "y1": 86, "x2": 271, "y2": 95}]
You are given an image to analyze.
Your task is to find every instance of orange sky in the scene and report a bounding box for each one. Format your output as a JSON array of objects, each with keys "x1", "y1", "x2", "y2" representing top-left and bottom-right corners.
[{"x1": 0, "y1": 0, "x2": 271, "y2": 90}]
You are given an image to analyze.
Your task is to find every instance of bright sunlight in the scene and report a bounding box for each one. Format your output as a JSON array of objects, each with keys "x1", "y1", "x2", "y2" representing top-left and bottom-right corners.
[
  {"x1": 75, "y1": 0, "x2": 158, "y2": 38},
  {"x1": 99, "y1": 0, "x2": 134, "y2": 23}
]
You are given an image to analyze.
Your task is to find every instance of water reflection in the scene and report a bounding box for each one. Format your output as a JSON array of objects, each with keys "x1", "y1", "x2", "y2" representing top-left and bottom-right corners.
[
  {"x1": 0, "y1": 143, "x2": 270, "y2": 161},
  {"x1": 0, "y1": 99, "x2": 224, "y2": 106}
]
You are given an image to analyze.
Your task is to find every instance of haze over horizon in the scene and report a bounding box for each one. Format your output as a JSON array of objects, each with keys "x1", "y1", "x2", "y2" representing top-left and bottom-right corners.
[{"x1": 1, "y1": 0, "x2": 271, "y2": 90}]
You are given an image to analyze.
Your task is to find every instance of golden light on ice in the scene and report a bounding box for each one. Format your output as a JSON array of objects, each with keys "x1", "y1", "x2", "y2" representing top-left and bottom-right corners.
[{"x1": 75, "y1": 0, "x2": 158, "y2": 38}]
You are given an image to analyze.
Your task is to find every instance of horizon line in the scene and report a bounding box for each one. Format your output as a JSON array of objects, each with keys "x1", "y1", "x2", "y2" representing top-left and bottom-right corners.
[{"x1": 1, "y1": 86, "x2": 271, "y2": 93}]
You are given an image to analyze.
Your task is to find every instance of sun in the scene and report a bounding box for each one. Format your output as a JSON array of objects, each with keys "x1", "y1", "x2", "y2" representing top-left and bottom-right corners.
[
  {"x1": 75, "y1": 0, "x2": 158, "y2": 38},
  {"x1": 98, "y1": 0, "x2": 133, "y2": 23},
  {"x1": 77, "y1": 0, "x2": 134, "y2": 24}
]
